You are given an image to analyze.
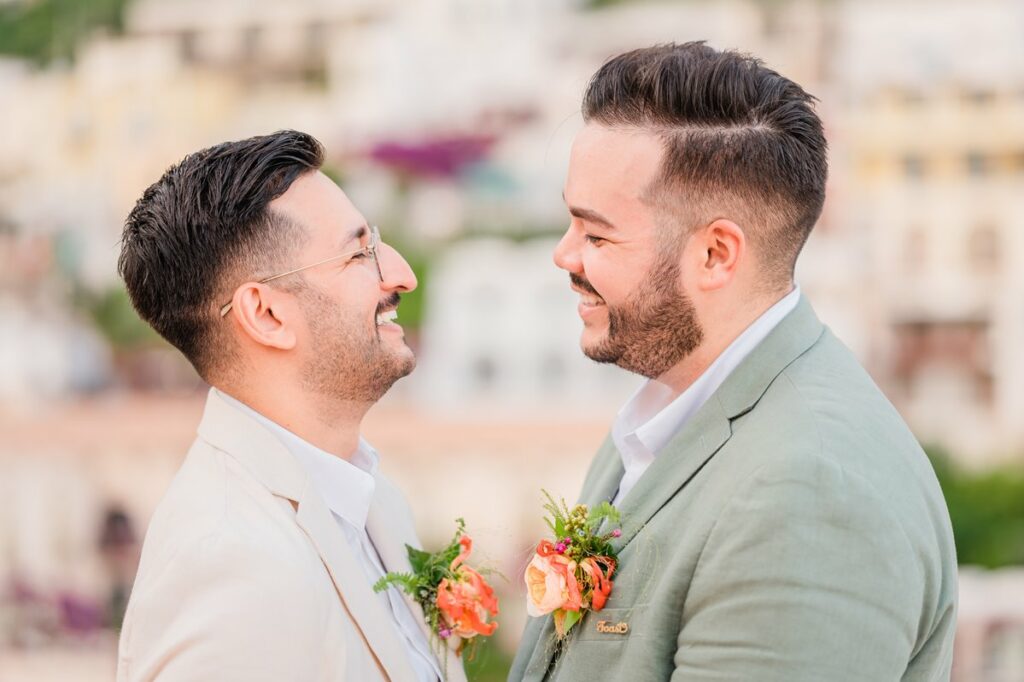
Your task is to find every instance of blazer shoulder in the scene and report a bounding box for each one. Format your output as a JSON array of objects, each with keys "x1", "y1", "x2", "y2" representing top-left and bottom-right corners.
[
  {"x1": 132, "y1": 438, "x2": 316, "y2": 594},
  {"x1": 725, "y1": 329, "x2": 955, "y2": 583}
]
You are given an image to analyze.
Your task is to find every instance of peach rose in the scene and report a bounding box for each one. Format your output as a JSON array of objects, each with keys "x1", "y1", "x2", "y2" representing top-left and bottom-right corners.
[{"x1": 524, "y1": 540, "x2": 582, "y2": 617}]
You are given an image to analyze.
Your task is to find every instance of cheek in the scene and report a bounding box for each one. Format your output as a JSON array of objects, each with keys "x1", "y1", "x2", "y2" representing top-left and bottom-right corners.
[{"x1": 581, "y1": 252, "x2": 640, "y2": 306}]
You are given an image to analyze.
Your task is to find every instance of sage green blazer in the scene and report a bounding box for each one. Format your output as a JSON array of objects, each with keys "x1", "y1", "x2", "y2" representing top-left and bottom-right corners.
[{"x1": 510, "y1": 297, "x2": 957, "y2": 682}]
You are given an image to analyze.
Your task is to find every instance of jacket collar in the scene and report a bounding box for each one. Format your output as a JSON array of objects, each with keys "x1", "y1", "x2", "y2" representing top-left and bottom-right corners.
[
  {"x1": 367, "y1": 482, "x2": 468, "y2": 682},
  {"x1": 195, "y1": 389, "x2": 417, "y2": 681},
  {"x1": 610, "y1": 294, "x2": 824, "y2": 553},
  {"x1": 521, "y1": 296, "x2": 825, "y2": 680}
]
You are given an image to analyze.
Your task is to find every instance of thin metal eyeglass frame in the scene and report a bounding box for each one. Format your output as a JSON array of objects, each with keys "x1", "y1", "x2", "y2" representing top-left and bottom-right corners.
[{"x1": 219, "y1": 225, "x2": 383, "y2": 318}]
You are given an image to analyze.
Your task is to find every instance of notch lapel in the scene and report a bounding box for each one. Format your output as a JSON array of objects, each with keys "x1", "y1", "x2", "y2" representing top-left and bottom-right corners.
[
  {"x1": 294, "y1": 490, "x2": 417, "y2": 682},
  {"x1": 577, "y1": 437, "x2": 625, "y2": 509},
  {"x1": 516, "y1": 403, "x2": 730, "y2": 682},
  {"x1": 518, "y1": 441, "x2": 626, "y2": 681},
  {"x1": 610, "y1": 397, "x2": 732, "y2": 552},
  {"x1": 521, "y1": 297, "x2": 825, "y2": 680},
  {"x1": 365, "y1": 481, "x2": 468, "y2": 682}
]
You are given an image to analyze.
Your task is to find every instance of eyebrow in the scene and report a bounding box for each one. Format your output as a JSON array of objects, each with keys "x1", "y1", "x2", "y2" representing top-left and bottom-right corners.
[
  {"x1": 563, "y1": 192, "x2": 615, "y2": 230},
  {"x1": 339, "y1": 224, "x2": 368, "y2": 249}
]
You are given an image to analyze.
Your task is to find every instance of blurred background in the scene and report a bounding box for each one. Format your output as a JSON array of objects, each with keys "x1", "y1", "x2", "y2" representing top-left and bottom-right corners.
[{"x1": 0, "y1": 0, "x2": 1023, "y2": 680}]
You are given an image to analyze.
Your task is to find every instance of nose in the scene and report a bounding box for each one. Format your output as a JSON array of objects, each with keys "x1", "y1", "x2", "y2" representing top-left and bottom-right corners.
[
  {"x1": 378, "y1": 242, "x2": 418, "y2": 293},
  {"x1": 553, "y1": 226, "x2": 583, "y2": 274}
]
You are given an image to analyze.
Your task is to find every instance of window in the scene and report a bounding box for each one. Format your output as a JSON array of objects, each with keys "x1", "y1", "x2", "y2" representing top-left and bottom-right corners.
[
  {"x1": 968, "y1": 224, "x2": 1000, "y2": 271},
  {"x1": 179, "y1": 30, "x2": 197, "y2": 63},
  {"x1": 963, "y1": 88, "x2": 995, "y2": 105},
  {"x1": 903, "y1": 226, "x2": 927, "y2": 272},
  {"x1": 966, "y1": 152, "x2": 990, "y2": 177},
  {"x1": 902, "y1": 154, "x2": 927, "y2": 179},
  {"x1": 242, "y1": 26, "x2": 262, "y2": 61}
]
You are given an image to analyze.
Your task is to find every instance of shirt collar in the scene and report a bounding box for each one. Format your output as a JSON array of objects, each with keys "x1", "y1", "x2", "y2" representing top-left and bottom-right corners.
[
  {"x1": 216, "y1": 390, "x2": 378, "y2": 531},
  {"x1": 613, "y1": 286, "x2": 802, "y2": 463}
]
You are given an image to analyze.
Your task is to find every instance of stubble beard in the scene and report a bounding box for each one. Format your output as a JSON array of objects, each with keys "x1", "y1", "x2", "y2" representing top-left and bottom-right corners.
[
  {"x1": 299, "y1": 288, "x2": 415, "y2": 403},
  {"x1": 580, "y1": 256, "x2": 704, "y2": 379}
]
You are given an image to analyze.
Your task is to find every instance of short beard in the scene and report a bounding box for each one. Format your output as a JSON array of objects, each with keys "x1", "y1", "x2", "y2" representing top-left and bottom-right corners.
[
  {"x1": 298, "y1": 287, "x2": 415, "y2": 403},
  {"x1": 578, "y1": 255, "x2": 704, "y2": 379}
]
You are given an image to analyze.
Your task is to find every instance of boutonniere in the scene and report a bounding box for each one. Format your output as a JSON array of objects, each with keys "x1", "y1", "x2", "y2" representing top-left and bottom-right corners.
[
  {"x1": 374, "y1": 518, "x2": 499, "y2": 661},
  {"x1": 524, "y1": 491, "x2": 621, "y2": 639}
]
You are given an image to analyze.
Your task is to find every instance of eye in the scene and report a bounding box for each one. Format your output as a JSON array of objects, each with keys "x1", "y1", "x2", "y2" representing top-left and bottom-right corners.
[{"x1": 584, "y1": 234, "x2": 606, "y2": 246}]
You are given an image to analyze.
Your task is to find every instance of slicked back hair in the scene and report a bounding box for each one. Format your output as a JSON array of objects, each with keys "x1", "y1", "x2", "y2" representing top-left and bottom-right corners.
[
  {"x1": 118, "y1": 130, "x2": 324, "y2": 379},
  {"x1": 582, "y1": 42, "x2": 828, "y2": 287}
]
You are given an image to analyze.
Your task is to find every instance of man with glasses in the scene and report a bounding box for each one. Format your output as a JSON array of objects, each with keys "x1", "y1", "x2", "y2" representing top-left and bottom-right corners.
[{"x1": 116, "y1": 130, "x2": 462, "y2": 681}]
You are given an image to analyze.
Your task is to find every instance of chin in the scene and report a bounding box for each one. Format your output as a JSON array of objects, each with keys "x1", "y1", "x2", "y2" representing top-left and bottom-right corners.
[
  {"x1": 391, "y1": 346, "x2": 417, "y2": 378},
  {"x1": 579, "y1": 327, "x2": 607, "y2": 352}
]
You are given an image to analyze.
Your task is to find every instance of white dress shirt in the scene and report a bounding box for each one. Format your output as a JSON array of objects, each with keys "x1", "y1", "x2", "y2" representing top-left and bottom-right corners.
[
  {"x1": 218, "y1": 391, "x2": 441, "y2": 682},
  {"x1": 610, "y1": 287, "x2": 802, "y2": 506}
]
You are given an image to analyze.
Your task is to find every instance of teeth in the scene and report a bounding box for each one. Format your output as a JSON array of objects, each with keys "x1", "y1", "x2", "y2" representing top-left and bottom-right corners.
[{"x1": 376, "y1": 309, "x2": 398, "y2": 325}]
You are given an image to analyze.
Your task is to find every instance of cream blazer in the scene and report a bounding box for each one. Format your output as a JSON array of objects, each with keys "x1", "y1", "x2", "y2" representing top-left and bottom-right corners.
[{"x1": 117, "y1": 389, "x2": 466, "y2": 682}]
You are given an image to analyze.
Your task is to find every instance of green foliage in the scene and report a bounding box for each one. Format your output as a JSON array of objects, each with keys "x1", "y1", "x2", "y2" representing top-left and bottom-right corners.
[
  {"x1": 560, "y1": 609, "x2": 582, "y2": 634},
  {"x1": 462, "y1": 635, "x2": 514, "y2": 682},
  {"x1": 0, "y1": 0, "x2": 133, "y2": 65},
  {"x1": 375, "y1": 229, "x2": 428, "y2": 334},
  {"x1": 541, "y1": 490, "x2": 569, "y2": 539},
  {"x1": 457, "y1": 226, "x2": 565, "y2": 244},
  {"x1": 928, "y1": 447, "x2": 1024, "y2": 568},
  {"x1": 77, "y1": 284, "x2": 159, "y2": 350},
  {"x1": 541, "y1": 490, "x2": 620, "y2": 562},
  {"x1": 582, "y1": 0, "x2": 633, "y2": 8}
]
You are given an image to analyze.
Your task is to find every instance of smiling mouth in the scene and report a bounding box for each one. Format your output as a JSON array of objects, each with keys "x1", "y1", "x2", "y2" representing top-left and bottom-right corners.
[
  {"x1": 570, "y1": 286, "x2": 605, "y2": 307},
  {"x1": 376, "y1": 309, "x2": 398, "y2": 326},
  {"x1": 569, "y1": 273, "x2": 604, "y2": 305}
]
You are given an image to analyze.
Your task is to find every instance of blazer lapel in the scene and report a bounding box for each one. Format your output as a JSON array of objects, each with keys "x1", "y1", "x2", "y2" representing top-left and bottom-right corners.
[
  {"x1": 577, "y1": 436, "x2": 625, "y2": 509},
  {"x1": 294, "y1": 490, "x2": 417, "y2": 682},
  {"x1": 518, "y1": 297, "x2": 825, "y2": 680},
  {"x1": 196, "y1": 390, "x2": 416, "y2": 682},
  {"x1": 610, "y1": 396, "x2": 732, "y2": 552},
  {"x1": 518, "y1": 441, "x2": 625, "y2": 680},
  {"x1": 366, "y1": 480, "x2": 467, "y2": 682}
]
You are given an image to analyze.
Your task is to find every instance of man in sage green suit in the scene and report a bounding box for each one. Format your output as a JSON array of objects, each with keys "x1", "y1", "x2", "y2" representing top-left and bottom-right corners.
[{"x1": 510, "y1": 43, "x2": 957, "y2": 681}]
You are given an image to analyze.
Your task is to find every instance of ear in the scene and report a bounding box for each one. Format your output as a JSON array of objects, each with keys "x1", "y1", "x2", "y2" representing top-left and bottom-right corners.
[
  {"x1": 225, "y1": 283, "x2": 297, "y2": 351},
  {"x1": 692, "y1": 218, "x2": 745, "y2": 292}
]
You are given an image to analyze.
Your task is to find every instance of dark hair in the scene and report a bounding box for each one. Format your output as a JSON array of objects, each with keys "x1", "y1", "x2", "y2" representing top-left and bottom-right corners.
[
  {"x1": 582, "y1": 42, "x2": 827, "y2": 285},
  {"x1": 118, "y1": 129, "x2": 324, "y2": 378}
]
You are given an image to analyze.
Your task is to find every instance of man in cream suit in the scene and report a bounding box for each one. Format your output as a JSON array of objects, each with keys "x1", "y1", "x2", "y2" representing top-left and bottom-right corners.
[
  {"x1": 117, "y1": 130, "x2": 463, "y2": 681},
  {"x1": 511, "y1": 43, "x2": 957, "y2": 681}
]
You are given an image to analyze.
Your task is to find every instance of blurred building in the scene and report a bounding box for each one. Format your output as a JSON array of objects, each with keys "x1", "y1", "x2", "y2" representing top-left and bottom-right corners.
[
  {"x1": 417, "y1": 238, "x2": 639, "y2": 415},
  {"x1": 834, "y1": 0, "x2": 1024, "y2": 462},
  {"x1": 956, "y1": 568, "x2": 1024, "y2": 682},
  {"x1": 0, "y1": 0, "x2": 1021, "y2": 446},
  {"x1": 2, "y1": 1, "x2": 1024, "y2": 679}
]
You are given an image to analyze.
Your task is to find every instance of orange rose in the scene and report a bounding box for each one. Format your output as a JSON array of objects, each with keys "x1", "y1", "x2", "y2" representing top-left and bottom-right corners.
[
  {"x1": 436, "y1": 536, "x2": 499, "y2": 638},
  {"x1": 524, "y1": 540, "x2": 582, "y2": 616},
  {"x1": 579, "y1": 555, "x2": 615, "y2": 611}
]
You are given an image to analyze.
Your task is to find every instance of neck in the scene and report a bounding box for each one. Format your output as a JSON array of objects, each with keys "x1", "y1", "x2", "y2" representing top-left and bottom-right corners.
[
  {"x1": 655, "y1": 284, "x2": 793, "y2": 395},
  {"x1": 221, "y1": 382, "x2": 372, "y2": 461}
]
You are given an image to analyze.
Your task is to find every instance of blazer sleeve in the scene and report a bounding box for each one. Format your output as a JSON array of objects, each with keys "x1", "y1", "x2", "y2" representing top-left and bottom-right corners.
[
  {"x1": 672, "y1": 453, "x2": 925, "y2": 681},
  {"x1": 118, "y1": 530, "x2": 331, "y2": 682}
]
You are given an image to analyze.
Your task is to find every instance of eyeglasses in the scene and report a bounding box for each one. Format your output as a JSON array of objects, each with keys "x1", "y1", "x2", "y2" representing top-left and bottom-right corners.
[{"x1": 219, "y1": 225, "x2": 383, "y2": 318}]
